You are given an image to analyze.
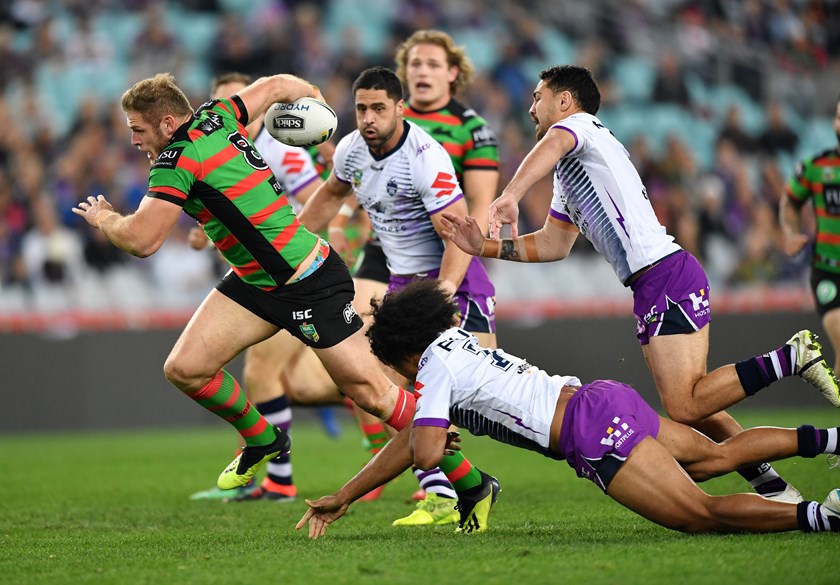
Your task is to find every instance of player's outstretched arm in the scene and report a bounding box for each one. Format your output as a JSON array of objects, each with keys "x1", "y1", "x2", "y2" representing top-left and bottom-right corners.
[
  {"x1": 297, "y1": 173, "x2": 353, "y2": 233},
  {"x1": 296, "y1": 427, "x2": 414, "y2": 539},
  {"x1": 441, "y1": 212, "x2": 578, "y2": 263},
  {"x1": 489, "y1": 126, "x2": 576, "y2": 239},
  {"x1": 72, "y1": 194, "x2": 182, "y2": 257}
]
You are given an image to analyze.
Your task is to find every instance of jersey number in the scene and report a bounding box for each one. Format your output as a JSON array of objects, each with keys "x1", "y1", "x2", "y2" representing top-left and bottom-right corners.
[{"x1": 228, "y1": 132, "x2": 269, "y2": 171}]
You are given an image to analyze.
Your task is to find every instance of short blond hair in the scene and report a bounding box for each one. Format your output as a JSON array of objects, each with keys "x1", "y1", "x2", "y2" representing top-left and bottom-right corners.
[
  {"x1": 121, "y1": 73, "x2": 192, "y2": 127},
  {"x1": 394, "y1": 30, "x2": 474, "y2": 95}
]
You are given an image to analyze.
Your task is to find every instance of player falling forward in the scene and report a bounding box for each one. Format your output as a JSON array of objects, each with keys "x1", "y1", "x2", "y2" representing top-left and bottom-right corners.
[{"x1": 297, "y1": 279, "x2": 840, "y2": 539}]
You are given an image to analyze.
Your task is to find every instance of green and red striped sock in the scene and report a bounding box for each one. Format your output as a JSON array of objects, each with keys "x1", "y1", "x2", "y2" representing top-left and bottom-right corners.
[
  {"x1": 361, "y1": 422, "x2": 389, "y2": 455},
  {"x1": 187, "y1": 369, "x2": 276, "y2": 446},
  {"x1": 438, "y1": 452, "x2": 482, "y2": 493}
]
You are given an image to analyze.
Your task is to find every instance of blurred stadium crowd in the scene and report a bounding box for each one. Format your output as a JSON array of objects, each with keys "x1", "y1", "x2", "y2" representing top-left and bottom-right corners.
[{"x1": 1, "y1": 0, "x2": 840, "y2": 316}]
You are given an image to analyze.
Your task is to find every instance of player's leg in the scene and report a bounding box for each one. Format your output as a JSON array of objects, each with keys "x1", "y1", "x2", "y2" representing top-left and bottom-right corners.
[
  {"x1": 283, "y1": 345, "x2": 345, "y2": 404},
  {"x1": 163, "y1": 287, "x2": 290, "y2": 489},
  {"x1": 191, "y1": 331, "x2": 302, "y2": 501},
  {"x1": 229, "y1": 330, "x2": 305, "y2": 502},
  {"x1": 350, "y1": 274, "x2": 394, "y2": 484},
  {"x1": 657, "y1": 416, "x2": 840, "y2": 481},
  {"x1": 644, "y1": 330, "x2": 799, "y2": 499},
  {"x1": 637, "y1": 251, "x2": 798, "y2": 499},
  {"x1": 606, "y1": 437, "x2": 809, "y2": 533}
]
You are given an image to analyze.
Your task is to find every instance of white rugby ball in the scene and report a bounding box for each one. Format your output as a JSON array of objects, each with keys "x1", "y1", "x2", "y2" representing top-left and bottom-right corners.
[{"x1": 264, "y1": 97, "x2": 337, "y2": 147}]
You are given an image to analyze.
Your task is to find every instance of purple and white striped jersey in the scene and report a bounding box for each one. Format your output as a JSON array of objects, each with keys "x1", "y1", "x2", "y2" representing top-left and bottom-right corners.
[
  {"x1": 413, "y1": 327, "x2": 580, "y2": 459},
  {"x1": 548, "y1": 113, "x2": 680, "y2": 284},
  {"x1": 333, "y1": 120, "x2": 465, "y2": 275}
]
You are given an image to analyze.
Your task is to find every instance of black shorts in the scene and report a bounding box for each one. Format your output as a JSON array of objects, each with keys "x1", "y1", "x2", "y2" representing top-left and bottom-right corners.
[
  {"x1": 353, "y1": 241, "x2": 390, "y2": 284},
  {"x1": 811, "y1": 267, "x2": 840, "y2": 317},
  {"x1": 216, "y1": 251, "x2": 363, "y2": 349}
]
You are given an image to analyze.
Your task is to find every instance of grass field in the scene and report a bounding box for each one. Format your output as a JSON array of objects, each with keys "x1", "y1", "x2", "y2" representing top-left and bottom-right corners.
[{"x1": 2, "y1": 408, "x2": 840, "y2": 585}]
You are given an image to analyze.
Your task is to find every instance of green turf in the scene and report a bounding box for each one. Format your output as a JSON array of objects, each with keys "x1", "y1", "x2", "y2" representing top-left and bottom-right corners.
[{"x1": 2, "y1": 409, "x2": 840, "y2": 585}]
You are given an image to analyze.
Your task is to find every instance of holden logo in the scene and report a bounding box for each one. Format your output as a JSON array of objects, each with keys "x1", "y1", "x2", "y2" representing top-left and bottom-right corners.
[{"x1": 273, "y1": 114, "x2": 304, "y2": 129}]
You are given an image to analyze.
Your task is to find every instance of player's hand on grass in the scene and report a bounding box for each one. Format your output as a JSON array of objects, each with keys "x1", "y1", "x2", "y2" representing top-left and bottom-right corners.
[
  {"x1": 440, "y1": 213, "x2": 485, "y2": 256},
  {"x1": 488, "y1": 194, "x2": 520, "y2": 239},
  {"x1": 296, "y1": 494, "x2": 350, "y2": 540}
]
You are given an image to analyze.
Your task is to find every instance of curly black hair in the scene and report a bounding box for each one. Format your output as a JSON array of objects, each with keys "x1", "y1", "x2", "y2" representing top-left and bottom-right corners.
[{"x1": 367, "y1": 278, "x2": 460, "y2": 368}]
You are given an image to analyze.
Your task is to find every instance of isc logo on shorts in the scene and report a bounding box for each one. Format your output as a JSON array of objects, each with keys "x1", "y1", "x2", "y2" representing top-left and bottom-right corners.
[{"x1": 292, "y1": 309, "x2": 313, "y2": 320}]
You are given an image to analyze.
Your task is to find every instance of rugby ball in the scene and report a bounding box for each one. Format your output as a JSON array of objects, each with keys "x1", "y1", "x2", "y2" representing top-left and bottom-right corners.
[{"x1": 264, "y1": 97, "x2": 337, "y2": 147}]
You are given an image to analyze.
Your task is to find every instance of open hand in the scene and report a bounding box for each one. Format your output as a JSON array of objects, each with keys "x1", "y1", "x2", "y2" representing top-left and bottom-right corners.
[
  {"x1": 295, "y1": 494, "x2": 350, "y2": 540},
  {"x1": 440, "y1": 213, "x2": 486, "y2": 256},
  {"x1": 488, "y1": 195, "x2": 521, "y2": 239}
]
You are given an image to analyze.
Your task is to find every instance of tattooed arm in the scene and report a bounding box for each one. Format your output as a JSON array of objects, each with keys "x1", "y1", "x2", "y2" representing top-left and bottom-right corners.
[{"x1": 440, "y1": 212, "x2": 579, "y2": 263}]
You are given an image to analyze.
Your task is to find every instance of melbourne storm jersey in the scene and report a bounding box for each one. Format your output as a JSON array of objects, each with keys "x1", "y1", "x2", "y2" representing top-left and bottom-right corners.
[
  {"x1": 786, "y1": 147, "x2": 840, "y2": 273},
  {"x1": 333, "y1": 120, "x2": 465, "y2": 275},
  {"x1": 253, "y1": 126, "x2": 320, "y2": 213},
  {"x1": 413, "y1": 327, "x2": 581, "y2": 459},
  {"x1": 548, "y1": 113, "x2": 680, "y2": 284},
  {"x1": 404, "y1": 98, "x2": 499, "y2": 179},
  {"x1": 147, "y1": 96, "x2": 319, "y2": 289}
]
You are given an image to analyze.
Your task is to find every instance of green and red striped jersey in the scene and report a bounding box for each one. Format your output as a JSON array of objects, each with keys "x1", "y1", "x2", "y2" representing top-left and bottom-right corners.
[
  {"x1": 404, "y1": 98, "x2": 499, "y2": 181},
  {"x1": 147, "y1": 96, "x2": 319, "y2": 289},
  {"x1": 787, "y1": 147, "x2": 840, "y2": 273}
]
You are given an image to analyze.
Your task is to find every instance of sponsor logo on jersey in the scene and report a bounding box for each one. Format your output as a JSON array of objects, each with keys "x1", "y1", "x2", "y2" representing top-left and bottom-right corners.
[
  {"x1": 299, "y1": 322, "x2": 319, "y2": 343},
  {"x1": 417, "y1": 357, "x2": 428, "y2": 372},
  {"x1": 416, "y1": 142, "x2": 432, "y2": 155},
  {"x1": 431, "y1": 172, "x2": 457, "y2": 198},
  {"x1": 198, "y1": 112, "x2": 223, "y2": 135},
  {"x1": 282, "y1": 151, "x2": 307, "y2": 174},
  {"x1": 825, "y1": 184, "x2": 840, "y2": 215},
  {"x1": 152, "y1": 147, "x2": 184, "y2": 170},
  {"x1": 471, "y1": 126, "x2": 497, "y2": 148},
  {"x1": 817, "y1": 279, "x2": 838, "y2": 304},
  {"x1": 342, "y1": 302, "x2": 357, "y2": 324}
]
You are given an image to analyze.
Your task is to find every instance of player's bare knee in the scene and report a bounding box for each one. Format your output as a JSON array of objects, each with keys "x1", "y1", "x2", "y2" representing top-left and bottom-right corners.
[
  {"x1": 661, "y1": 401, "x2": 702, "y2": 426},
  {"x1": 163, "y1": 355, "x2": 211, "y2": 392}
]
